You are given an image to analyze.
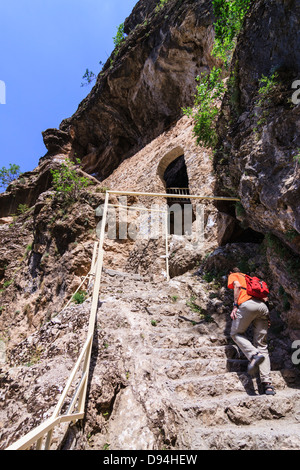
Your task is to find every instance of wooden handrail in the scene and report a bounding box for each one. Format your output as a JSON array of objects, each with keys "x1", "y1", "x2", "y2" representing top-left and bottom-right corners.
[
  {"x1": 6, "y1": 190, "x2": 238, "y2": 450},
  {"x1": 6, "y1": 195, "x2": 109, "y2": 451}
]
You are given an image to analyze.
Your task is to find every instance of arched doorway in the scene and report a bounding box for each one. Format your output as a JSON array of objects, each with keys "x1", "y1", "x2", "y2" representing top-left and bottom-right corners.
[{"x1": 157, "y1": 148, "x2": 194, "y2": 235}]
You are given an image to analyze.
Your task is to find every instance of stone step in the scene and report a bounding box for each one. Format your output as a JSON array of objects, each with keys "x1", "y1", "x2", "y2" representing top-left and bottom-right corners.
[
  {"x1": 164, "y1": 370, "x2": 290, "y2": 399},
  {"x1": 172, "y1": 388, "x2": 300, "y2": 428},
  {"x1": 152, "y1": 344, "x2": 240, "y2": 361},
  {"x1": 158, "y1": 358, "x2": 248, "y2": 380},
  {"x1": 146, "y1": 330, "x2": 228, "y2": 349},
  {"x1": 184, "y1": 420, "x2": 300, "y2": 451}
]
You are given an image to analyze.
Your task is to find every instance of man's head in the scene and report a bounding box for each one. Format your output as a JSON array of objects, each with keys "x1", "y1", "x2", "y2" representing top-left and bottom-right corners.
[{"x1": 227, "y1": 267, "x2": 240, "y2": 276}]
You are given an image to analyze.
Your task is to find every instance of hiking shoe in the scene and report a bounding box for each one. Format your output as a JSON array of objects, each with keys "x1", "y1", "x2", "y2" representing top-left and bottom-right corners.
[
  {"x1": 263, "y1": 383, "x2": 276, "y2": 396},
  {"x1": 247, "y1": 353, "x2": 265, "y2": 376}
]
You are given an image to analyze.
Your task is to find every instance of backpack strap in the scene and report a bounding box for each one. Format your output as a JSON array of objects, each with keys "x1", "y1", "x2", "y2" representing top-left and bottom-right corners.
[{"x1": 236, "y1": 273, "x2": 247, "y2": 289}]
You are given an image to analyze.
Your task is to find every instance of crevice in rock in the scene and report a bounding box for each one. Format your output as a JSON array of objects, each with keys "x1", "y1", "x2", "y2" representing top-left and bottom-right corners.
[{"x1": 95, "y1": 382, "x2": 126, "y2": 422}]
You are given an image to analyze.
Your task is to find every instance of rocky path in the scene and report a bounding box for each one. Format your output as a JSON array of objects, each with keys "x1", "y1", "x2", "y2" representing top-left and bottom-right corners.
[
  {"x1": 1, "y1": 268, "x2": 300, "y2": 450},
  {"x1": 92, "y1": 269, "x2": 300, "y2": 451}
]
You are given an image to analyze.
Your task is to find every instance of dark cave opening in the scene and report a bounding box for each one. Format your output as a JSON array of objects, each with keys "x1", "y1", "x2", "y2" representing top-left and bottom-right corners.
[
  {"x1": 163, "y1": 155, "x2": 195, "y2": 235},
  {"x1": 215, "y1": 200, "x2": 265, "y2": 246},
  {"x1": 227, "y1": 227, "x2": 265, "y2": 244}
]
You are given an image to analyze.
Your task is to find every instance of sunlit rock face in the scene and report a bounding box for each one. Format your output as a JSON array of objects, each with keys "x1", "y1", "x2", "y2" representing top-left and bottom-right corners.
[{"x1": 42, "y1": 0, "x2": 218, "y2": 180}]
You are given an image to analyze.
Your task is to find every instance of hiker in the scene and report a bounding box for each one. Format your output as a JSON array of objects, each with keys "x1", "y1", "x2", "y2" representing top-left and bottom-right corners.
[{"x1": 227, "y1": 267, "x2": 275, "y2": 396}]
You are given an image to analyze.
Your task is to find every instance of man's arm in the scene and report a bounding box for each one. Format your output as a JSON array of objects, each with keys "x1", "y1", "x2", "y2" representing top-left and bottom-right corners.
[{"x1": 231, "y1": 280, "x2": 241, "y2": 320}]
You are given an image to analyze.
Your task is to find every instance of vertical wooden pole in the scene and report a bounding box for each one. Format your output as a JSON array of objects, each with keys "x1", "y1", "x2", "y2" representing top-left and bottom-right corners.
[
  {"x1": 165, "y1": 210, "x2": 170, "y2": 282},
  {"x1": 90, "y1": 241, "x2": 98, "y2": 276},
  {"x1": 44, "y1": 429, "x2": 53, "y2": 450},
  {"x1": 87, "y1": 241, "x2": 98, "y2": 292},
  {"x1": 78, "y1": 191, "x2": 109, "y2": 415}
]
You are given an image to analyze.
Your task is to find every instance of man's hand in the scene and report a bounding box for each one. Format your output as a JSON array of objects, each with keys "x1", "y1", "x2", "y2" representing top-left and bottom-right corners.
[{"x1": 231, "y1": 306, "x2": 238, "y2": 320}]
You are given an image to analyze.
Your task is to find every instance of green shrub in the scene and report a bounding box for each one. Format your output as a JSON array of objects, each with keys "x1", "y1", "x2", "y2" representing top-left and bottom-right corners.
[
  {"x1": 155, "y1": 0, "x2": 169, "y2": 13},
  {"x1": 182, "y1": 1, "x2": 252, "y2": 148},
  {"x1": 3, "y1": 279, "x2": 13, "y2": 289},
  {"x1": 113, "y1": 23, "x2": 126, "y2": 50},
  {"x1": 212, "y1": 0, "x2": 252, "y2": 67},
  {"x1": 256, "y1": 72, "x2": 279, "y2": 108},
  {"x1": 72, "y1": 290, "x2": 88, "y2": 304},
  {"x1": 183, "y1": 67, "x2": 225, "y2": 148},
  {"x1": 293, "y1": 149, "x2": 300, "y2": 164},
  {"x1": 17, "y1": 204, "x2": 29, "y2": 215},
  {"x1": 50, "y1": 158, "x2": 90, "y2": 204},
  {"x1": 81, "y1": 69, "x2": 96, "y2": 87}
]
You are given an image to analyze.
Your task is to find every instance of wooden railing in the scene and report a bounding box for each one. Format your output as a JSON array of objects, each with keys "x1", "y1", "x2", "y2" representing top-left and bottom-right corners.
[
  {"x1": 6, "y1": 192, "x2": 109, "y2": 450},
  {"x1": 6, "y1": 191, "x2": 239, "y2": 450}
]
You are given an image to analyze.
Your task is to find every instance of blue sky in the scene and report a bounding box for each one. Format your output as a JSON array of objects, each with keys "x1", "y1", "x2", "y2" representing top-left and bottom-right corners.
[{"x1": 0, "y1": 0, "x2": 137, "y2": 174}]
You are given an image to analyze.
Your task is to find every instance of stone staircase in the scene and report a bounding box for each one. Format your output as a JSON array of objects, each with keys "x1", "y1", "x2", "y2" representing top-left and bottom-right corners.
[
  {"x1": 95, "y1": 270, "x2": 300, "y2": 451},
  {"x1": 155, "y1": 344, "x2": 300, "y2": 450}
]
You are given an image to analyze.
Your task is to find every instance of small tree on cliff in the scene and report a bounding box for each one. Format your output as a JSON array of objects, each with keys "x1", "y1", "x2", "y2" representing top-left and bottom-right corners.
[
  {"x1": 50, "y1": 158, "x2": 90, "y2": 204},
  {"x1": 0, "y1": 164, "x2": 22, "y2": 192}
]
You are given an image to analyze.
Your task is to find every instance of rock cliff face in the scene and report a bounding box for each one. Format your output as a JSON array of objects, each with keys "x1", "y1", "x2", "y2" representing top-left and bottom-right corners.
[
  {"x1": 214, "y1": 0, "x2": 300, "y2": 335},
  {"x1": 216, "y1": 0, "x2": 300, "y2": 242},
  {"x1": 43, "y1": 0, "x2": 217, "y2": 180},
  {"x1": 1, "y1": 0, "x2": 300, "y2": 451}
]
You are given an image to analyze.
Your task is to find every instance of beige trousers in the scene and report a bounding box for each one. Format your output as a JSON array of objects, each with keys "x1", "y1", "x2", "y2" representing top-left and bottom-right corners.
[{"x1": 230, "y1": 299, "x2": 271, "y2": 383}]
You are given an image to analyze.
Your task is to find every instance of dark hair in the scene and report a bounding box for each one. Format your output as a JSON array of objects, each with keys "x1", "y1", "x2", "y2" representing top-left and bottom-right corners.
[{"x1": 227, "y1": 267, "x2": 240, "y2": 275}]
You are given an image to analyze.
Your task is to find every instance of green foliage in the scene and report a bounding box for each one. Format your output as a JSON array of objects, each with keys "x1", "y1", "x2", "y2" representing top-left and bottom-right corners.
[
  {"x1": 25, "y1": 244, "x2": 33, "y2": 255},
  {"x1": 186, "y1": 297, "x2": 203, "y2": 314},
  {"x1": 182, "y1": 1, "x2": 252, "y2": 148},
  {"x1": 0, "y1": 164, "x2": 22, "y2": 191},
  {"x1": 3, "y1": 279, "x2": 13, "y2": 289},
  {"x1": 109, "y1": 23, "x2": 127, "y2": 67},
  {"x1": 212, "y1": 0, "x2": 252, "y2": 67},
  {"x1": 235, "y1": 201, "x2": 246, "y2": 218},
  {"x1": 113, "y1": 23, "x2": 126, "y2": 50},
  {"x1": 95, "y1": 186, "x2": 110, "y2": 193},
  {"x1": 155, "y1": 0, "x2": 169, "y2": 13},
  {"x1": 253, "y1": 72, "x2": 279, "y2": 131},
  {"x1": 50, "y1": 158, "x2": 90, "y2": 204},
  {"x1": 72, "y1": 290, "x2": 88, "y2": 304},
  {"x1": 285, "y1": 229, "x2": 299, "y2": 241},
  {"x1": 81, "y1": 69, "x2": 96, "y2": 87},
  {"x1": 256, "y1": 72, "x2": 279, "y2": 108},
  {"x1": 293, "y1": 149, "x2": 300, "y2": 164},
  {"x1": 183, "y1": 67, "x2": 225, "y2": 148},
  {"x1": 17, "y1": 203, "x2": 29, "y2": 215},
  {"x1": 81, "y1": 23, "x2": 126, "y2": 85}
]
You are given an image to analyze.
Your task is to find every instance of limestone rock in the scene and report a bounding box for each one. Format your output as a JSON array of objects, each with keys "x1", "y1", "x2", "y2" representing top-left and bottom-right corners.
[
  {"x1": 1, "y1": 266, "x2": 300, "y2": 450},
  {"x1": 215, "y1": 0, "x2": 300, "y2": 253}
]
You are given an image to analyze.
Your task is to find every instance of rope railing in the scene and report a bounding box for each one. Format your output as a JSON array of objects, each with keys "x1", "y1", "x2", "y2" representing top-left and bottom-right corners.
[{"x1": 6, "y1": 190, "x2": 239, "y2": 450}]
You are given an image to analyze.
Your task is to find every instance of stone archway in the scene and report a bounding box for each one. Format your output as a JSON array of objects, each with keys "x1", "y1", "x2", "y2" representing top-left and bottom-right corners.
[
  {"x1": 157, "y1": 147, "x2": 194, "y2": 235},
  {"x1": 157, "y1": 146, "x2": 185, "y2": 186}
]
